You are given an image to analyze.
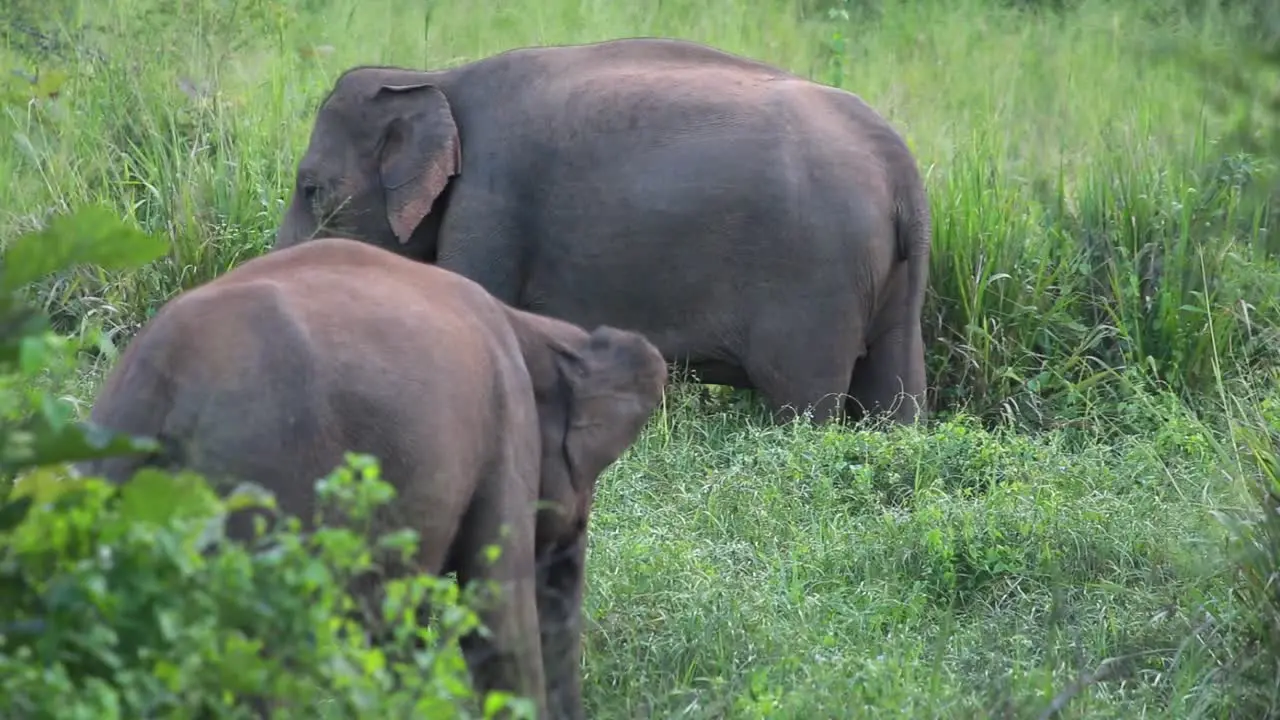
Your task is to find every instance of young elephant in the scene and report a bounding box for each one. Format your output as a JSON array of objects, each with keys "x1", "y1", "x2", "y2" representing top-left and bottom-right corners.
[{"x1": 78, "y1": 237, "x2": 668, "y2": 719}]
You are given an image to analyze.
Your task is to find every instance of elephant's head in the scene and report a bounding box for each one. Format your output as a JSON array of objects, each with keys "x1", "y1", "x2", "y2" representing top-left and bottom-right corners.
[
  {"x1": 274, "y1": 67, "x2": 461, "y2": 259},
  {"x1": 512, "y1": 312, "x2": 668, "y2": 547}
]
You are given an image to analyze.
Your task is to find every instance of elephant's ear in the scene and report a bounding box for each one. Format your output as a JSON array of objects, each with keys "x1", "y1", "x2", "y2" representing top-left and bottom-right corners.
[
  {"x1": 551, "y1": 327, "x2": 667, "y2": 519},
  {"x1": 376, "y1": 82, "x2": 461, "y2": 245}
]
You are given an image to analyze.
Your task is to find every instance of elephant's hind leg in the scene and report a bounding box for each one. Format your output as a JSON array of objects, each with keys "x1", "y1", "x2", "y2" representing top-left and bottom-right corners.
[
  {"x1": 744, "y1": 311, "x2": 860, "y2": 424},
  {"x1": 845, "y1": 318, "x2": 926, "y2": 424},
  {"x1": 453, "y1": 493, "x2": 548, "y2": 717}
]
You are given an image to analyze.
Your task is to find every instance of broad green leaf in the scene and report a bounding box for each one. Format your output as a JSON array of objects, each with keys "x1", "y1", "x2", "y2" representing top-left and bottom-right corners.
[
  {"x1": 483, "y1": 691, "x2": 537, "y2": 720},
  {"x1": 37, "y1": 395, "x2": 78, "y2": 437},
  {"x1": 0, "y1": 206, "x2": 170, "y2": 291},
  {"x1": 118, "y1": 468, "x2": 218, "y2": 526},
  {"x1": 16, "y1": 336, "x2": 46, "y2": 376},
  {"x1": 0, "y1": 305, "x2": 48, "y2": 369},
  {"x1": 0, "y1": 496, "x2": 33, "y2": 533},
  {"x1": 6, "y1": 467, "x2": 99, "y2": 505},
  {"x1": 223, "y1": 482, "x2": 277, "y2": 512},
  {"x1": 1, "y1": 420, "x2": 160, "y2": 474}
]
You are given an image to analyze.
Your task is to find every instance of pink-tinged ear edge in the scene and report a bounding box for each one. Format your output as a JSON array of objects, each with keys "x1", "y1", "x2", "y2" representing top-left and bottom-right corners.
[{"x1": 376, "y1": 83, "x2": 462, "y2": 245}]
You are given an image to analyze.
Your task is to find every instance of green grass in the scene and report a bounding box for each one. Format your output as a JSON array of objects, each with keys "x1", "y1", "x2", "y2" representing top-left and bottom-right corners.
[
  {"x1": 591, "y1": 396, "x2": 1229, "y2": 717},
  {"x1": 4, "y1": 0, "x2": 1280, "y2": 716}
]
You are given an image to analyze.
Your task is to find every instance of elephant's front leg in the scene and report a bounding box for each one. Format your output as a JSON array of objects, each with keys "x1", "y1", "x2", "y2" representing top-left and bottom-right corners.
[
  {"x1": 455, "y1": 508, "x2": 549, "y2": 717},
  {"x1": 536, "y1": 533, "x2": 590, "y2": 720}
]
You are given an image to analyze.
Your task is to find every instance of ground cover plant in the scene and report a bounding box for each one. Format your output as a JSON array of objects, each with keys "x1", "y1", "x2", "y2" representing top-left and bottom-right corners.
[{"x1": 3, "y1": 0, "x2": 1280, "y2": 717}]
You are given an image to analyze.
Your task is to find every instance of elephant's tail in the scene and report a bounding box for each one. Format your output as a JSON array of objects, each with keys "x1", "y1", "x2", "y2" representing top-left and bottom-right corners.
[{"x1": 892, "y1": 168, "x2": 932, "y2": 265}]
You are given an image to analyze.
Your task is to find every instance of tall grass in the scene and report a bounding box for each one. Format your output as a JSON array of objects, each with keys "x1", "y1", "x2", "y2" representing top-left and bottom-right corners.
[
  {"x1": 2, "y1": 0, "x2": 1275, "y2": 421},
  {"x1": 3, "y1": 0, "x2": 1280, "y2": 716}
]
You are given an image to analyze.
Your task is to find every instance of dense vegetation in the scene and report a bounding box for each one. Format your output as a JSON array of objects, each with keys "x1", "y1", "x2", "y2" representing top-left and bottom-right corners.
[{"x1": 2, "y1": 0, "x2": 1279, "y2": 716}]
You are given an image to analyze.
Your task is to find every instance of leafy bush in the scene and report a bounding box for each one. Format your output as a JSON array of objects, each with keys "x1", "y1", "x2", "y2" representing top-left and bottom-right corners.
[{"x1": 0, "y1": 209, "x2": 533, "y2": 719}]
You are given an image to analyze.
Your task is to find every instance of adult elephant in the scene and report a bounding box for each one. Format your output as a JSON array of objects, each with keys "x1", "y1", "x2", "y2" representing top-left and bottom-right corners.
[
  {"x1": 274, "y1": 36, "x2": 931, "y2": 424},
  {"x1": 79, "y1": 238, "x2": 668, "y2": 719}
]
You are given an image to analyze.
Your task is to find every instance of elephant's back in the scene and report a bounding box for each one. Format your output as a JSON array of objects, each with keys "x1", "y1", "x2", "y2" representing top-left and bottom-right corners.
[
  {"x1": 447, "y1": 37, "x2": 881, "y2": 137},
  {"x1": 266, "y1": 240, "x2": 525, "y2": 400},
  {"x1": 200, "y1": 240, "x2": 534, "y2": 456},
  {"x1": 233, "y1": 243, "x2": 542, "y2": 531},
  {"x1": 457, "y1": 37, "x2": 800, "y2": 84}
]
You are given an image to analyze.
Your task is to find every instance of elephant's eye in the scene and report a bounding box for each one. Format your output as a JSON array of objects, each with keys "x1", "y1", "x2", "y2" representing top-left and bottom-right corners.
[{"x1": 299, "y1": 178, "x2": 323, "y2": 208}]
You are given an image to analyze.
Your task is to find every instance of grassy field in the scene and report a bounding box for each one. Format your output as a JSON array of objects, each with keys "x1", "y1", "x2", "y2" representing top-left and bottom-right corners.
[{"x1": 3, "y1": 0, "x2": 1280, "y2": 716}]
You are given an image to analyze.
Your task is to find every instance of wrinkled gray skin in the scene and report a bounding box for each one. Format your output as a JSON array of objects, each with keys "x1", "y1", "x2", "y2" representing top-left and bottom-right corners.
[
  {"x1": 78, "y1": 238, "x2": 668, "y2": 719},
  {"x1": 275, "y1": 36, "x2": 931, "y2": 424}
]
